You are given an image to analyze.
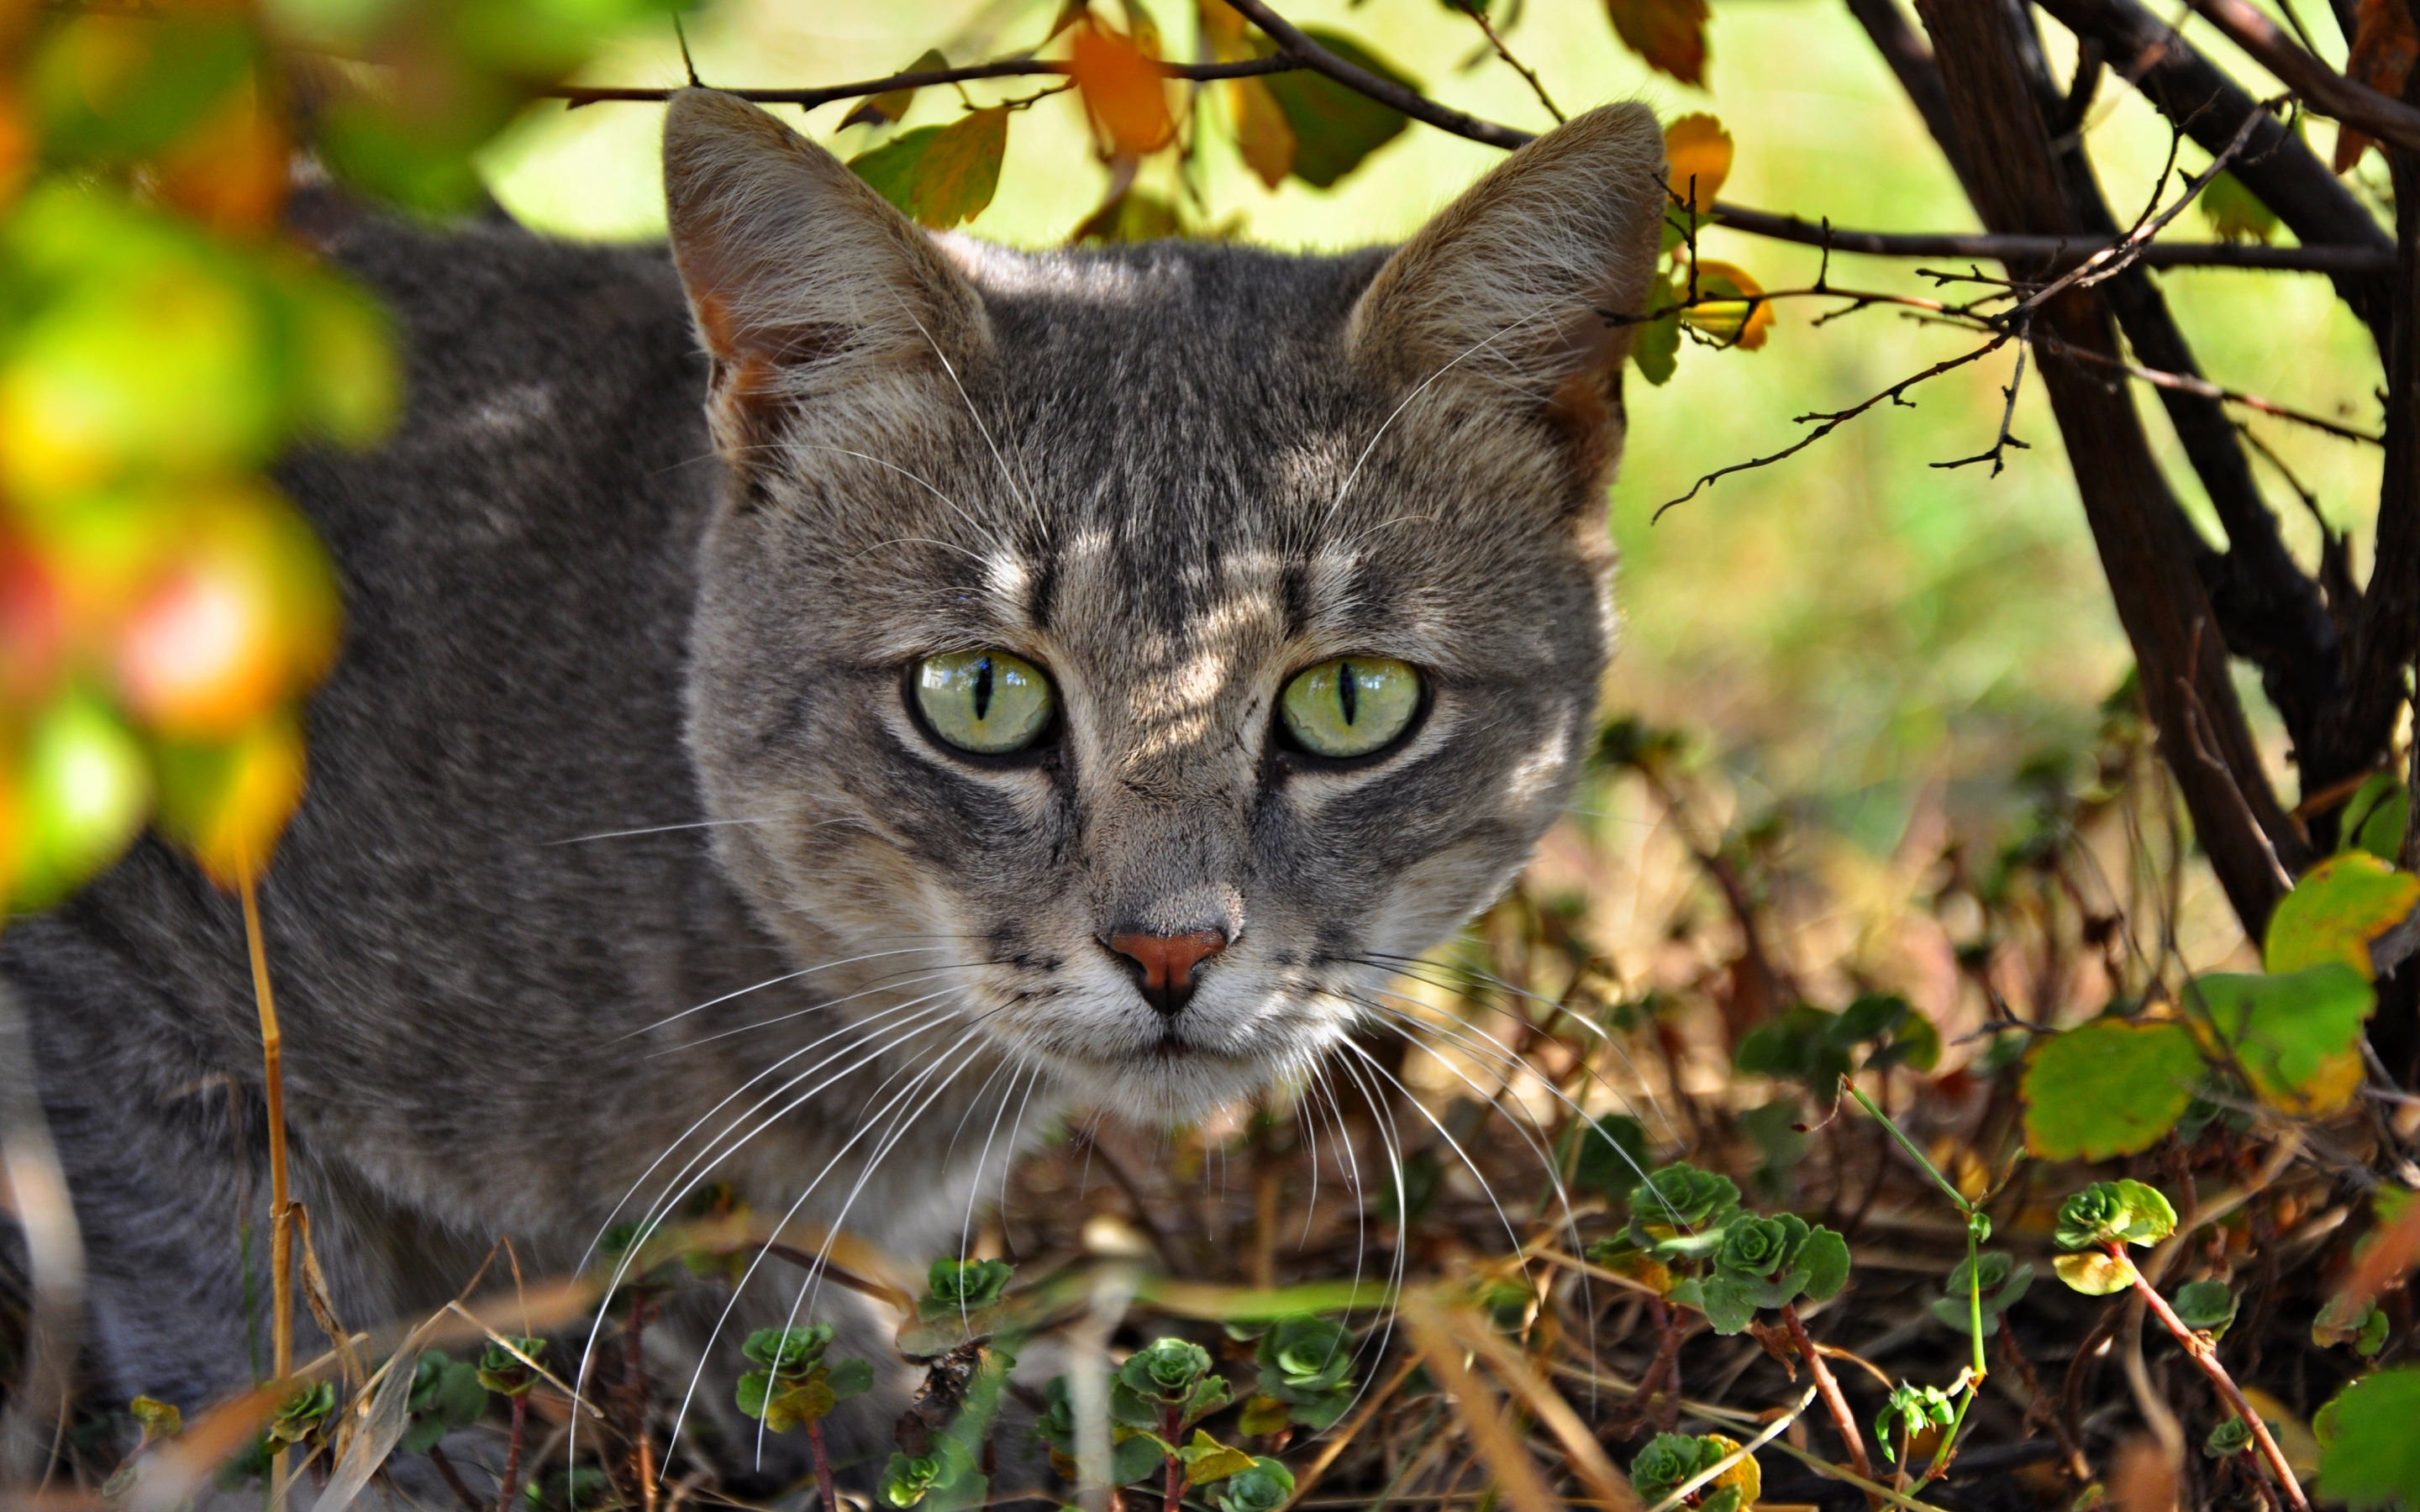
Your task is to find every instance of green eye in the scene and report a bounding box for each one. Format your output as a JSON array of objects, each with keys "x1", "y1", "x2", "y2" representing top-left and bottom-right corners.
[
  {"x1": 914, "y1": 649, "x2": 1055, "y2": 755},
  {"x1": 1280, "y1": 656, "x2": 1423, "y2": 759}
]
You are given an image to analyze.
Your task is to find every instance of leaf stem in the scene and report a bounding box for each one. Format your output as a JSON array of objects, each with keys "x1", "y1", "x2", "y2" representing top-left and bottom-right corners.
[
  {"x1": 1781, "y1": 1302, "x2": 1879, "y2": 1504},
  {"x1": 239, "y1": 864, "x2": 292, "y2": 1511},
  {"x1": 495, "y1": 1394, "x2": 528, "y2": 1512},
  {"x1": 2114, "y1": 1245, "x2": 2308, "y2": 1511},
  {"x1": 1841, "y1": 1080, "x2": 1972, "y2": 1215},
  {"x1": 807, "y1": 1419, "x2": 838, "y2": 1512}
]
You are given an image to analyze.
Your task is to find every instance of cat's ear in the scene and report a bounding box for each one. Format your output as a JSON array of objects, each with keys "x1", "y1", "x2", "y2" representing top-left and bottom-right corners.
[
  {"x1": 661, "y1": 88, "x2": 988, "y2": 451},
  {"x1": 1345, "y1": 103, "x2": 1665, "y2": 430}
]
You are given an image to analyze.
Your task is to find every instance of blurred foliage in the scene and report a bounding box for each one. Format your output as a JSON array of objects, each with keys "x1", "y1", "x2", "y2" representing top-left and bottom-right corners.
[{"x1": 0, "y1": 0, "x2": 682, "y2": 911}]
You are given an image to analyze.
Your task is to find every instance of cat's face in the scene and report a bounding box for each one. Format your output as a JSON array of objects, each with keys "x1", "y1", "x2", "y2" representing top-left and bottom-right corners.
[{"x1": 662, "y1": 91, "x2": 1665, "y2": 1121}]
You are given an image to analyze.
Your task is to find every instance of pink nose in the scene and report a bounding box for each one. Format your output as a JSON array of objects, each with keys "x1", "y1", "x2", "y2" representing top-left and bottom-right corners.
[{"x1": 1106, "y1": 931, "x2": 1228, "y2": 1016}]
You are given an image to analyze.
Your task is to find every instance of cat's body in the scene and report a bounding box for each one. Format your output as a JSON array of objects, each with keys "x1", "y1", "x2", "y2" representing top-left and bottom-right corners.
[{"x1": 5, "y1": 90, "x2": 1665, "y2": 1483}]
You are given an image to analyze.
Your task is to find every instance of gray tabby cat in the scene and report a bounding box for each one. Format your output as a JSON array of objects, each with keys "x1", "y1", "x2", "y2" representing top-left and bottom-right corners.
[{"x1": 5, "y1": 86, "x2": 1664, "y2": 1468}]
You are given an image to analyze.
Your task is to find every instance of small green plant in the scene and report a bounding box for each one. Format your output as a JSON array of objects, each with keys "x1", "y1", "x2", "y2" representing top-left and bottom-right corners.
[
  {"x1": 476, "y1": 1336, "x2": 548, "y2": 1398},
  {"x1": 2053, "y1": 1180, "x2": 2310, "y2": 1509},
  {"x1": 1734, "y1": 993, "x2": 1939, "y2": 1099},
  {"x1": 2205, "y1": 1417, "x2": 2255, "y2": 1458},
  {"x1": 736, "y1": 1325, "x2": 873, "y2": 1512},
  {"x1": 1213, "y1": 1456, "x2": 1297, "y2": 1512},
  {"x1": 1623, "y1": 1163, "x2": 1743, "y2": 1259},
  {"x1": 1628, "y1": 1431, "x2": 1760, "y2": 1512},
  {"x1": 1671, "y1": 1210, "x2": 1850, "y2": 1335},
  {"x1": 881, "y1": 1436, "x2": 978, "y2": 1509},
  {"x1": 919, "y1": 1257, "x2": 1014, "y2": 1319},
  {"x1": 1928, "y1": 1251, "x2": 2032, "y2": 1336},
  {"x1": 1248, "y1": 1315, "x2": 1359, "y2": 1430},
  {"x1": 1876, "y1": 1381, "x2": 1957, "y2": 1464},
  {"x1": 401, "y1": 1348, "x2": 486, "y2": 1454},
  {"x1": 2051, "y1": 1179, "x2": 2176, "y2": 1294}
]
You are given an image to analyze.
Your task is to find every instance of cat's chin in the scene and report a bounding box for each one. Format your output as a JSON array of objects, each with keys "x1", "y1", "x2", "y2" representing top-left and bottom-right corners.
[{"x1": 1046, "y1": 1042, "x2": 1298, "y2": 1127}]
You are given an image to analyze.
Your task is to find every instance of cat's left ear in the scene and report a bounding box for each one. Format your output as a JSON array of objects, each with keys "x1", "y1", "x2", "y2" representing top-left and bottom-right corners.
[
  {"x1": 661, "y1": 88, "x2": 990, "y2": 456},
  {"x1": 1345, "y1": 104, "x2": 1666, "y2": 432}
]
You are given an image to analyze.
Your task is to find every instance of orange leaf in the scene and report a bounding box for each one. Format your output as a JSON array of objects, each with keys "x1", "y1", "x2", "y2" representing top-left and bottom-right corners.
[
  {"x1": 155, "y1": 81, "x2": 287, "y2": 235},
  {"x1": 1071, "y1": 25, "x2": 1176, "y2": 156},
  {"x1": 1228, "y1": 76, "x2": 1295, "y2": 189},
  {"x1": 1606, "y1": 0, "x2": 1709, "y2": 87},
  {"x1": 2338, "y1": 0, "x2": 2418, "y2": 171},
  {"x1": 1664, "y1": 113, "x2": 1730, "y2": 211}
]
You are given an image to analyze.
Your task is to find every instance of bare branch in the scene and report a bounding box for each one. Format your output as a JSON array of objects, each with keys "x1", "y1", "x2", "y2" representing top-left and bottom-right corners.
[
  {"x1": 541, "y1": 55, "x2": 1301, "y2": 110},
  {"x1": 2032, "y1": 331, "x2": 2383, "y2": 443},
  {"x1": 1711, "y1": 202, "x2": 2393, "y2": 272}
]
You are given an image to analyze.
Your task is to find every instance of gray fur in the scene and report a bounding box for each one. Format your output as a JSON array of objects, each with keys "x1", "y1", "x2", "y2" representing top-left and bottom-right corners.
[{"x1": 4, "y1": 89, "x2": 1665, "y2": 1473}]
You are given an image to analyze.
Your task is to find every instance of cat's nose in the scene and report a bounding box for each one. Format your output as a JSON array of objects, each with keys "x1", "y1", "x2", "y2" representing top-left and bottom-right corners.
[{"x1": 1104, "y1": 930, "x2": 1228, "y2": 1017}]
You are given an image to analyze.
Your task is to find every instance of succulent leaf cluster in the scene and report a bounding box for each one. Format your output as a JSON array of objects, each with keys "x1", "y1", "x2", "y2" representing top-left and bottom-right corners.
[
  {"x1": 1252, "y1": 1315, "x2": 1359, "y2": 1430},
  {"x1": 735, "y1": 1324, "x2": 873, "y2": 1434},
  {"x1": 1668, "y1": 1210, "x2": 1851, "y2": 1335},
  {"x1": 1628, "y1": 1431, "x2": 1760, "y2": 1512}
]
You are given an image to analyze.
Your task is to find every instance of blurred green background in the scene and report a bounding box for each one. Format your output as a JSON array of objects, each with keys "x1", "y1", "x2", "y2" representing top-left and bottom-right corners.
[{"x1": 482, "y1": 0, "x2": 2384, "y2": 877}]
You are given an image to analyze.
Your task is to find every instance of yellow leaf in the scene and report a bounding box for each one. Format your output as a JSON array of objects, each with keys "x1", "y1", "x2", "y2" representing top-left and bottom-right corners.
[
  {"x1": 1663, "y1": 113, "x2": 1731, "y2": 210},
  {"x1": 1178, "y1": 1429, "x2": 1257, "y2": 1483},
  {"x1": 1198, "y1": 0, "x2": 1252, "y2": 60},
  {"x1": 1228, "y1": 76, "x2": 1294, "y2": 189},
  {"x1": 1071, "y1": 25, "x2": 1175, "y2": 156},
  {"x1": 1678, "y1": 260, "x2": 1774, "y2": 350},
  {"x1": 2264, "y1": 852, "x2": 2420, "y2": 979},
  {"x1": 154, "y1": 708, "x2": 306, "y2": 890}
]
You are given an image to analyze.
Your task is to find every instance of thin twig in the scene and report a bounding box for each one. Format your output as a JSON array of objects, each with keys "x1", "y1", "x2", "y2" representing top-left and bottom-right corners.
[{"x1": 239, "y1": 864, "x2": 295, "y2": 1509}]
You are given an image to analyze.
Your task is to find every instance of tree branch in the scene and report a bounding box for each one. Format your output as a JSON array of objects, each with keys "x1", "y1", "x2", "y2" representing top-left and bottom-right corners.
[
  {"x1": 1218, "y1": 0, "x2": 1537, "y2": 150},
  {"x1": 2036, "y1": 0, "x2": 2396, "y2": 341},
  {"x1": 1712, "y1": 203, "x2": 2394, "y2": 271},
  {"x1": 540, "y1": 55, "x2": 1302, "y2": 109},
  {"x1": 2181, "y1": 0, "x2": 2420, "y2": 153},
  {"x1": 1919, "y1": 0, "x2": 2307, "y2": 933}
]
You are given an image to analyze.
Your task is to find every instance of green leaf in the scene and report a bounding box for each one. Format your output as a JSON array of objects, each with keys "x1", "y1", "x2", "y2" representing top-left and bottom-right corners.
[
  {"x1": 1796, "y1": 1225, "x2": 1851, "y2": 1301},
  {"x1": 1632, "y1": 311, "x2": 1681, "y2": 385},
  {"x1": 842, "y1": 49, "x2": 951, "y2": 129},
  {"x1": 2264, "y1": 852, "x2": 2420, "y2": 978},
  {"x1": 850, "y1": 125, "x2": 942, "y2": 214},
  {"x1": 2192, "y1": 964, "x2": 2374, "y2": 1113},
  {"x1": 2198, "y1": 171, "x2": 2280, "y2": 244},
  {"x1": 1112, "y1": 1431, "x2": 1171, "y2": 1486},
  {"x1": 905, "y1": 108, "x2": 1009, "y2": 229},
  {"x1": 2172, "y1": 1279, "x2": 2238, "y2": 1338},
  {"x1": 1694, "y1": 1271, "x2": 1760, "y2": 1335},
  {"x1": 1257, "y1": 30, "x2": 1417, "y2": 188},
  {"x1": 2021, "y1": 1018, "x2": 2202, "y2": 1159},
  {"x1": 2316, "y1": 1368, "x2": 2420, "y2": 1510},
  {"x1": 828, "y1": 1357, "x2": 876, "y2": 1401},
  {"x1": 2342, "y1": 773, "x2": 2408, "y2": 862},
  {"x1": 2056, "y1": 1179, "x2": 2177, "y2": 1250},
  {"x1": 1569, "y1": 1114, "x2": 1653, "y2": 1200}
]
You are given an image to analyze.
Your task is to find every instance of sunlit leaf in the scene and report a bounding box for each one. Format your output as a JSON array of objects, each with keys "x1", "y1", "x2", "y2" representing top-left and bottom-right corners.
[
  {"x1": 1664, "y1": 113, "x2": 1730, "y2": 211},
  {"x1": 316, "y1": 94, "x2": 501, "y2": 216},
  {"x1": 1071, "y1": 24, "x2": 1175, "y2": 156},
  {"x1": 1228, "y1": 76, "x2": 1296, "y2": 189},
  {"x1": 851, "y1": 110, "x2": 1010, "y2": 230},
  {"x1": 2265, "y1": 852, "x2": 2420, "y2": 978},
  {"x1": 9, "y1": 685, "x2": 149, "y2": 911},
  {"x1": 2198, "y1": 171, "x2": 2278, "y2": 244},
  {"x1": 0, "y1": 194, "x2": 281, "y2": 496},
  {"x1": 155, "y1": 709, "x2": 308, "y2": 890},
  {"x1": 1605, "y1": 0, "x2": 1709, "y2": 87},
  {"x1": 278, "y1": 265, "x2": 400, "y2": 449},
  {"x1": 2191, "y1": 964, "x2": 2374, "y2": 1114},
  {"x1": 2316, "y1": 1368, "x2": 2420, "y2": 1510},
  {"x1": 1258, "y1": 30, "x2": 1416, "y2": 189},
  {"x1": 2052, "y1": 1249, "x2": 2137, "y2": 1295},
  {"x1": 1679, "y1": 260, "x2": 1774, "y2": 350},
  {"x1": 2021, "y1": 1018, "x2": 2202, "y2": 1160}
]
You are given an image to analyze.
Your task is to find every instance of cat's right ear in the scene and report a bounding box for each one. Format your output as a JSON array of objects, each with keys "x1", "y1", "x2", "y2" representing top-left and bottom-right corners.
[{"x1": 661, "y1": 88, "x2": 989, "y2": 458}]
